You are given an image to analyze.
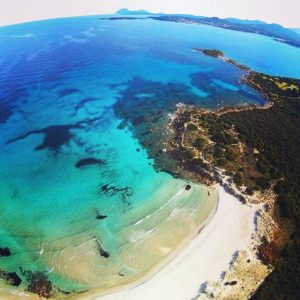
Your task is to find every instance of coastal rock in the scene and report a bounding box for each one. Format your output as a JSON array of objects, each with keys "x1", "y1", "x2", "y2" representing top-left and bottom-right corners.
[
  {"x1": 185, "y1": 184, "x2": 192, "y2": 191},
  {"x1": 99, "y1": 248, "x2": 110, "y2": 258},
  {"x1": 95, "y1": 239, "x2": 110, "y2": 259},
  {"x1": 224, "y1": 280, "x2": 237, "y2": 286},
  {"x1": 258, "y1": 240, "x2": 280, "y2": 265}
]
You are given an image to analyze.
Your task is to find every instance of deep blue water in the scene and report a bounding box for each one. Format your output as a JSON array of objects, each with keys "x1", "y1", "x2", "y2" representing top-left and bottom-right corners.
[{"x1": 0, "y1": 15, "x2": 300, "y2": 295}]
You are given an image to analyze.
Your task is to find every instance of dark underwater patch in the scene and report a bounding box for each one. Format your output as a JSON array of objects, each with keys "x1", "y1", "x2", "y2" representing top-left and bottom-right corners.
[
  {"x1": 99, "y1": 184, "x2": 133, "y2": 197},
  {"x1": 0, "y1": 87, "x2": 28, "y2": 124},
  {"x1": 7, "y1": 124, "x2": 82, "y2": 153},
  {"x1": 95, "y1": 239, "x2": 110, "y2": 259},
  {"x1": 0, "y1": 247, "x2": 11, "y2": 257},
  {"x1": 99, "y1": 184, "x2": 133, "y2": 211},
  {"x1": 95, "y1": 212, "x2": 107, "y2": 220},
  {"x1": 99, "y1": 247, "x2": 109, "y2": 258},
  {"x1": 117, "y1": 120, "x2": 127, "y2": 130},
  {"x1": 58, "y1": 88, "x2": 80, "y2": 97},
  {"x1": 71, "y1": 97, "x2": 99, "y2": 116},
  {"x1": 75, "y1": 158, "x2": 105, "y2": 168},
  {"x1": 0, "y1": 101, "x2": 13, "y2": 124},
  {"x1": 185, "y1": 184, "x2": 192, "y2": 191},
  {"x1": 112, "y1": 77, "x2": 203, "y2": 174},
  {"x1": 21, "y1": 269, "x2": 52, "y2": 299},
  {"x1": 0, "y1": 270, "x2": 22, "y2": 286}
]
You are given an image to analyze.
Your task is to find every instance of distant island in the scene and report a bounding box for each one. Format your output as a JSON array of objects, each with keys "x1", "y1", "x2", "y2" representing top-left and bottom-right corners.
[{"x1": 113, "y1": 9, "x2": 300, "y2": 48}]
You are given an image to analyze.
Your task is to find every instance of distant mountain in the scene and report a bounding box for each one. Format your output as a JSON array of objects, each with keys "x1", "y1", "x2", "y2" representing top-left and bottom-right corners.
[
  {"x1": 225, "y1": 18, "x2": 266, "y2": 25},
  {"x1": 116, "y1": 8, "x2": 155, "y2": 15},
  {"x1": 112, "y1": 9, "x2": 300, "y2": 48},
  {"x1": 149, "y1": 15, "x2": 300, "y2": 48}
]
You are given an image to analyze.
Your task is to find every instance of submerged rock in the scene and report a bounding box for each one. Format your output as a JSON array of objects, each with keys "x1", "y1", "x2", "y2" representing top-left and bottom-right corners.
[
  {"x1": 95, "y1": 240, "x2": 110, "y2": 259},
  {"x1": 58, "y1": 88, "x2": 80, "y2": 97},
  {"x1": 132, "y1": 115, "x2": 146, "y2": 126},
  {"x1": 22, "y1": 270, "x2": 52, "y2": 299},
  {"x1": 99, "y1": 184, "x2": 133, "y2": 198},
  {"x1": 185, "y1": 184, "x2": 192, "y2": 191},
  {"x1": 95, "y1": 212, "x2": 107, "y2": 220},
  {"x1": 99, "y1": 248, "x2": 110, "y2": 258},
  {"x1": 0, "y1": 270, "x2": 22, "y2": 286},
  {"x1": 75, "y1": 158, "x2": 105, "y2": 168},
  {"x1": 0, "y1": 247, "x2": 11, "y2": 257},
  {"x1": 117, "y1": 120, "x2": 127, "y2": 130},
  {"x1": 7, "y1": 124, "x2": 82, "y2": 153}
]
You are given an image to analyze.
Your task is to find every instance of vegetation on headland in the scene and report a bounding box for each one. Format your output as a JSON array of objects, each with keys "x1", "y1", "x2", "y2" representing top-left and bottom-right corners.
[
  {"x1": 168, "y1": 51, "x2": 300, "y2": 299},
  {"x1": 232, "y1": 74, "x2": 300, "y2": 300},
  {"x1": 113, "y1": 52, "x2": 300, "y2": 298},
  {"x1": 112, "y1": 49, "x2": 300, "y2": 299}
]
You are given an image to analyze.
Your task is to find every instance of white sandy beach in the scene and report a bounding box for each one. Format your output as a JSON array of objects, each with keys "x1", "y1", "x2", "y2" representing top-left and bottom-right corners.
[{"x1": 93, "y1": 186, "x2": 257, "y2": 300}]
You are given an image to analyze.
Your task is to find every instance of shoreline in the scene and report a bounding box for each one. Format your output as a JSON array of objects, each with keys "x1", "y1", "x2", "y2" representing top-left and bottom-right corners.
[
  {"x1": 0, "y1": 184, "x2": 218, "y2": 300},
  {"x1": 70, "y1": 185, "x2": 218, "y2": 300},
  {"x1": 76, "y1": 185, "x2": 259, "y2": 300}
]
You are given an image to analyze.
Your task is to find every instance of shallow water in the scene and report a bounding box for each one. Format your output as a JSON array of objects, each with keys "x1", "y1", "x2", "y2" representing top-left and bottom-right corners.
[{"x1": 0, "y1": 15, "x2": 300, "y2": 295}]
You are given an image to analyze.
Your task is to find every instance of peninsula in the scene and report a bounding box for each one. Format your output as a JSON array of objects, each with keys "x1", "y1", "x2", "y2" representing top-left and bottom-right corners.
[
  {"x1": 163, "y1": 49, "x2": 300, "y2": 299},
  {"x1": 82, "y1": 49, "x2": 300, "y2": 300}
]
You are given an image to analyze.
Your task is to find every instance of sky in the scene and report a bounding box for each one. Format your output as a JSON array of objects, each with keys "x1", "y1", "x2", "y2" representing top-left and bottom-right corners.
[{"x1": 0, "y1": 0, "x2": 299, "y2": 28}]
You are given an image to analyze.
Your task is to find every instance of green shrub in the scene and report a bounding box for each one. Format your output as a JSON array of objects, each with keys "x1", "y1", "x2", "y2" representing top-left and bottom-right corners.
[
  {"x1": 186, "y1": 123, "x2": 198, "y2": 131},
  {"x1": 233, "y1": 172, "x2": 244, "y2": 186},
  {"x1": 193, "y1": 137, "x2": 206, "y2": 150},
  {"x1": 256, "y1": 177, "x2": 271, "y2": 190}
]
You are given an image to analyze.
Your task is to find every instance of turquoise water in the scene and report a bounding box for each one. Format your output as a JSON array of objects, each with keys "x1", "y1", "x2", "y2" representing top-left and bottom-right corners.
[
  {"x1": 292, "y1": 28, "x2": 300, "y2": 35},
  {"x1": 1, "y1": 16, "x2": 300, "y2": 296}
]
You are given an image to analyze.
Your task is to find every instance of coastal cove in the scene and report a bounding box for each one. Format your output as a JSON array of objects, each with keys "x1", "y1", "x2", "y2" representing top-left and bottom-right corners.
[
  {"x1": 0, "y1": 15, "x2": 300, "y2": 299},
  {"x1": 78, "y1": 186, "x2": 260, "y2": 300}
]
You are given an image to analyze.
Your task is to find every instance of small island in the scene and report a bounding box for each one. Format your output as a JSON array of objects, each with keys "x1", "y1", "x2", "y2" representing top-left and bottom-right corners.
[
  {"x1": 192, "y1": 48, "x2": 224, "y2": 58},
  {"x1": 193, "y1": 48, "x2": 251, "y2": 70}
]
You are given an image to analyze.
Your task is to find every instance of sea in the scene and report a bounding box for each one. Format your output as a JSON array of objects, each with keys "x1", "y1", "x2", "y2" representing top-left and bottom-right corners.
[{"x1": 0, "y1": 15, "x2": 300, "y2": 296}]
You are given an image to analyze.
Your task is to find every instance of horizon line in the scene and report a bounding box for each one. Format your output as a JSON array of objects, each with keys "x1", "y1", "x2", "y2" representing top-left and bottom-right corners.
[{"x1": 0, "y1": 9, "x2": 299, "y2": 29}]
